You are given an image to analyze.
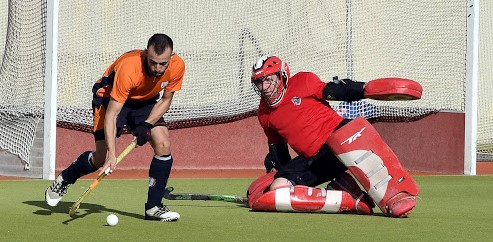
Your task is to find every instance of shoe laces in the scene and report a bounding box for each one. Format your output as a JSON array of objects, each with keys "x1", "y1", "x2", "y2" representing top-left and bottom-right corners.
[
  {"x1": 152, "y1": 205, "x2": 171, "y2": 216},
  {"x1": 51, "y1": 181, "x2": 70, "y2": 195}
]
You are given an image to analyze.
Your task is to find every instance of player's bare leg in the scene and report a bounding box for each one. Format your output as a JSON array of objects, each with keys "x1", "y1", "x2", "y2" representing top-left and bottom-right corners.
[
  {"x1": 91, "y1": 140, "x2": 108, "y2": 168},
  {"x1": 144, "y1": 126, "x2": 180, "y2": 222},
  {"x1": 45, "y1": 140, "x2": 104, "y2": 207},
  {"x1": 269, "y1": 177, "x2": 292, "y2": 190}
]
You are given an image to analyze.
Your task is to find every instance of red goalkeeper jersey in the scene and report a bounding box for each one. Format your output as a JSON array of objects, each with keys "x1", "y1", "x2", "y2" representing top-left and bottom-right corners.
[{"x1": 257, "y1": 72, "x2": 343, "y2": 157}]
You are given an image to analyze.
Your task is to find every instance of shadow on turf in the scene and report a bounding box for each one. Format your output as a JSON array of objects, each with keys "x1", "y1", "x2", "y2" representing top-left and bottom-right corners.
[
  {"x1": 163, "y1": 203, "x2": 392, "y2": 217},
  {"x1": 23, "y1": 201, "x2": 144, "y2": 224},
  {"x1": 24, "y1": 201, "x2": 392, "y2": 220},
  {"x1": 169, "y1": 203, "x2": 249, "y2": 209}
]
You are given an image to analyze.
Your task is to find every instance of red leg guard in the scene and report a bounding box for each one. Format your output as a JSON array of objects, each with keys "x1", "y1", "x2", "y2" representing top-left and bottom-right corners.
[
  {"x1": 247, "y1": 171, "x2": 277, "y2": 208},
  {"x1": 250, "y1": 185, "x2": 372, "y2": 215},
  {"x1": 327, "y1": 117, "x2": 419, "y2": 217}
]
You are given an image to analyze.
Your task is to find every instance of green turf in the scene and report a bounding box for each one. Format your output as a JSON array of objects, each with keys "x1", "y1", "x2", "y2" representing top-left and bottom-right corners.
[{"x1": 1, "y1": 176, "x2": 493, "y2": 241}]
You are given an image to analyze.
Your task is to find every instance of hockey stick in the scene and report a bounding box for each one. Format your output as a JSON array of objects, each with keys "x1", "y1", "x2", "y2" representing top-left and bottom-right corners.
[
  {"x1": 163, "y1": 187, "x2": 248, "y2": 205},
  {"x1": 68, "y1": 140, "x2": 137, "y2": 217}
]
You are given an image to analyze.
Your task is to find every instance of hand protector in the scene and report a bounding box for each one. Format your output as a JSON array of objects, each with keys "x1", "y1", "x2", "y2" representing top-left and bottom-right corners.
[
  {"x1": 264, "y1": 154, "x2": 275, "y2": 173},
  {"x1": 364, "y1": 78, "x2": 422, "y2": 100},
  {"x1": 132, "y1": 122, "x2": 153, "y2": 146},
  {"x1": 264, "y1": 142, "x2": 291, "y2": 172},
  {"x1": 323, "y1": 76, "x2": 365, "y2": 101}
]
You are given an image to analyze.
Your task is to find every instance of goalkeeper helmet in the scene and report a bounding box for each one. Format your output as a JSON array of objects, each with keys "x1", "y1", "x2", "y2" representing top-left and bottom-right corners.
[{"x1": 251, "y1": 56, "x2": 290, "y2": 107}]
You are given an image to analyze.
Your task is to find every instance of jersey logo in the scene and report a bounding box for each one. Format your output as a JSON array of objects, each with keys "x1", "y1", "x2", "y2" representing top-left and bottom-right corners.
[
  {"x1": 291, "y1": 97, "x2": 302, "y2": 105},
  {"x1": 161, "y1": 81, "x2": 169, "y2": 88},
  {"x1": 341, "y1": 127, "x2": 366, "y2": 145}
]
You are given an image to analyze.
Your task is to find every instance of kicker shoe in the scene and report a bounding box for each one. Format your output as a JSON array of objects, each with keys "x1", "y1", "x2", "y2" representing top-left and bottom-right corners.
[
  {"x1": 145, "y1": 204, "x2": 180, "y2": 222},
  {"x1": 45, "y1": 174, "x2": 71, "y2": 207}
]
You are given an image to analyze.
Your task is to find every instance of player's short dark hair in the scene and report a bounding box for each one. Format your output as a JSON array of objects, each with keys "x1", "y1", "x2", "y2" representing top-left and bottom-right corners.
[{"x1": 147, "y1": 33, "x2": 173, "y2": 54}]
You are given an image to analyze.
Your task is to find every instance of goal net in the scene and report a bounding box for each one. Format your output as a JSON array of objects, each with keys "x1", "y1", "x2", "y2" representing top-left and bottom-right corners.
[
  {"x1": 478, "y1": 0, "x2": 493, "y2": 161},
  {"x1": 0, "y1": 0, "x2": 488, "y2": 177}
]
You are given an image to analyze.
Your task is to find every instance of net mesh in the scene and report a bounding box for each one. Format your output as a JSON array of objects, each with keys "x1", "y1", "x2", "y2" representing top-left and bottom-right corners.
[
  {"x1": 55, "y1": 0, "x2": 465, "y2": 130},
  {"x1": 0, "y1": 1, "x2": 45, "y2": 167},
  {"x1": 478, "y1": 0, "x2": 493, "y2": 160},
  {"x1": 1, "y1": 0, "x2": 491, "y2": 167}
]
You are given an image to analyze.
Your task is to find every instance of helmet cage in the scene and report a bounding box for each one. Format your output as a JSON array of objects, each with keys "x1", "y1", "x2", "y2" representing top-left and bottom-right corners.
[{"x1": 251, "y1": 56, "x2": 290, "y2": 106}]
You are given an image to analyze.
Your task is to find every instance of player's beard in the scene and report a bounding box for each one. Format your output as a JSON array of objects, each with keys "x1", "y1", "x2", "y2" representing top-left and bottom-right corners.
[
  {"x1": 152, "y1": 70, "x2": 164, "y2": 77},
  {"x1": 144, "y1": 58, "x2": 165, "y2": 77}
]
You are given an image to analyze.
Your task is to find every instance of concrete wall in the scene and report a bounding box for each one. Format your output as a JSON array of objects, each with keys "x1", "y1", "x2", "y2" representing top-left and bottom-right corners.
[{"x1": 55, "y1": 112, "x2": 465, "y2": 175}]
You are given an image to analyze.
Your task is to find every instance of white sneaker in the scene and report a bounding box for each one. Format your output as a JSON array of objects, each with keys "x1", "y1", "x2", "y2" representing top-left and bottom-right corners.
[
  {"x1": 145, "y1": 205, "x2": 180, "y2": 222},
  {"x1": 45, "y1": 175, "x2": 70, "y2": 207}
]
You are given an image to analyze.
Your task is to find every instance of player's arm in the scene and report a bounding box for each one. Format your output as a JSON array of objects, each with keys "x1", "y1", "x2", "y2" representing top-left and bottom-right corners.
[
  {"x1": 323, "y1": 76, "x2": 422, "y2": 101},
  {"x1": 264, "y1": 142, "x2": 292, "y2": 172},
  {"x1": 322, "y1": 76, "x2": 365, "y2": 102},
  {"x1": 145, "y1": 59, "x2": 183, "y2": 125},
  {"x1": 133, "y1": 57, "x2": 183, "y2": 146},
  {"x1": 145, "y1": 91, "x2": 174, "y2": 124},
  {"x1": 98, "y1": 97, "x2": 124, "y2": 175},
  {"x1": 132, "y1": 91, "x2": 174, "y2": 146},
  {"x1": 259, "y1": 124, "x2": 291, "y2": 172}
]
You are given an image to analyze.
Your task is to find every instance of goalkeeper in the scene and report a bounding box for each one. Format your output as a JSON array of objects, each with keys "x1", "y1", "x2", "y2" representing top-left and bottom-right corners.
[
  {"x1": 247, "y1": 56, "x2": 421, "y2": 217},
  {"x1": 45, "y1": 33, "x2": 183, "y2": 222}
]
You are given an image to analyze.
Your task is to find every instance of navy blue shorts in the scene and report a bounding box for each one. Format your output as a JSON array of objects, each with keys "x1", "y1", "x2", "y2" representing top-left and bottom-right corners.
[
  {"x1": 274, "y1": 119, "x2": 352, "y2": 187},
  {"x1": 92, "y1": 95, "x2": 165, "y2": 141}
]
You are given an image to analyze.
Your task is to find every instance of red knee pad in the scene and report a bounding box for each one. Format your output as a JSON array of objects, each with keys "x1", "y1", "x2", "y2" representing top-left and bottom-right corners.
[
  {"x1": 327, "y1": 117, "x2": 419, "y2": 217},
  {"x1": 247, "y1": 171, "x2": 277, "y2": 208}
]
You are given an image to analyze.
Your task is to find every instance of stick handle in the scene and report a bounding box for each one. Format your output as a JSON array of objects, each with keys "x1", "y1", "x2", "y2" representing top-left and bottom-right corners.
[
  {"x1": 103, "y1": 140, "x2": 138, "y2": 175},
  {"x1": 117, "y1": 140, "x2": 137, "y2": 163},
  {"x1": 69, "y1": 140, "x2": 137, "y2": 217}
]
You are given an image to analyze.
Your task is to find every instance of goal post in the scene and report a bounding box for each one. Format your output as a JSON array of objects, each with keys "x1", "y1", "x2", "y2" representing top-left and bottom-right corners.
[
  {"x1": 43, "y1": 0, "x2": 59, "y2": 180},
  {"x1": 464, "y1": 0, "x2": 480, "y2": 175},
  {"x1": 0, "y1": 0, "x2": 488, "y2": 178}
]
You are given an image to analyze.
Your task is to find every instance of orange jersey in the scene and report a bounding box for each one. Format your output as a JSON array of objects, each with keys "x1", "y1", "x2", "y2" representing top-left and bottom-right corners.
[{"x1": 93, "y1": 50, "x2": 185, "y2": 103}]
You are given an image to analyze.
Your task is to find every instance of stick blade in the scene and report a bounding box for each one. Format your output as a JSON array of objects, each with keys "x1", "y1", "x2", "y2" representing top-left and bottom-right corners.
[{"x1": 68, "y1": 204, "x2": 80, "y2": 217}]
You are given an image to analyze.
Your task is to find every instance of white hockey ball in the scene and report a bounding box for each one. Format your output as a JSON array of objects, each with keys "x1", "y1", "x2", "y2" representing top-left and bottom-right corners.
[{"x1": 106, "y1": 214, "x2": 118, "y2": 226}]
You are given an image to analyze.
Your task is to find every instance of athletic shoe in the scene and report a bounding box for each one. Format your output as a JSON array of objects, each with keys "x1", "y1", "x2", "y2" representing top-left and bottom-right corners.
[
  {"x1": 145, "y1": 204, "x2": 180, "y2": 222},
  {"x1": 385, "y1": 192, "x2": 416, "y2": 218},
  {"x1": 45, "y1": 174, "x2": 71, "y2": 207}
]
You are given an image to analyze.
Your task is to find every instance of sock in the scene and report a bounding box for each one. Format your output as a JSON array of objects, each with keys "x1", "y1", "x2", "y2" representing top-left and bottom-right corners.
[
  {"x1": 145, "y1": 154, "x2": 173, "y2": 209},
  {"x1": 61, "y1": 151, "x2": 98, "y2": 184}
]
